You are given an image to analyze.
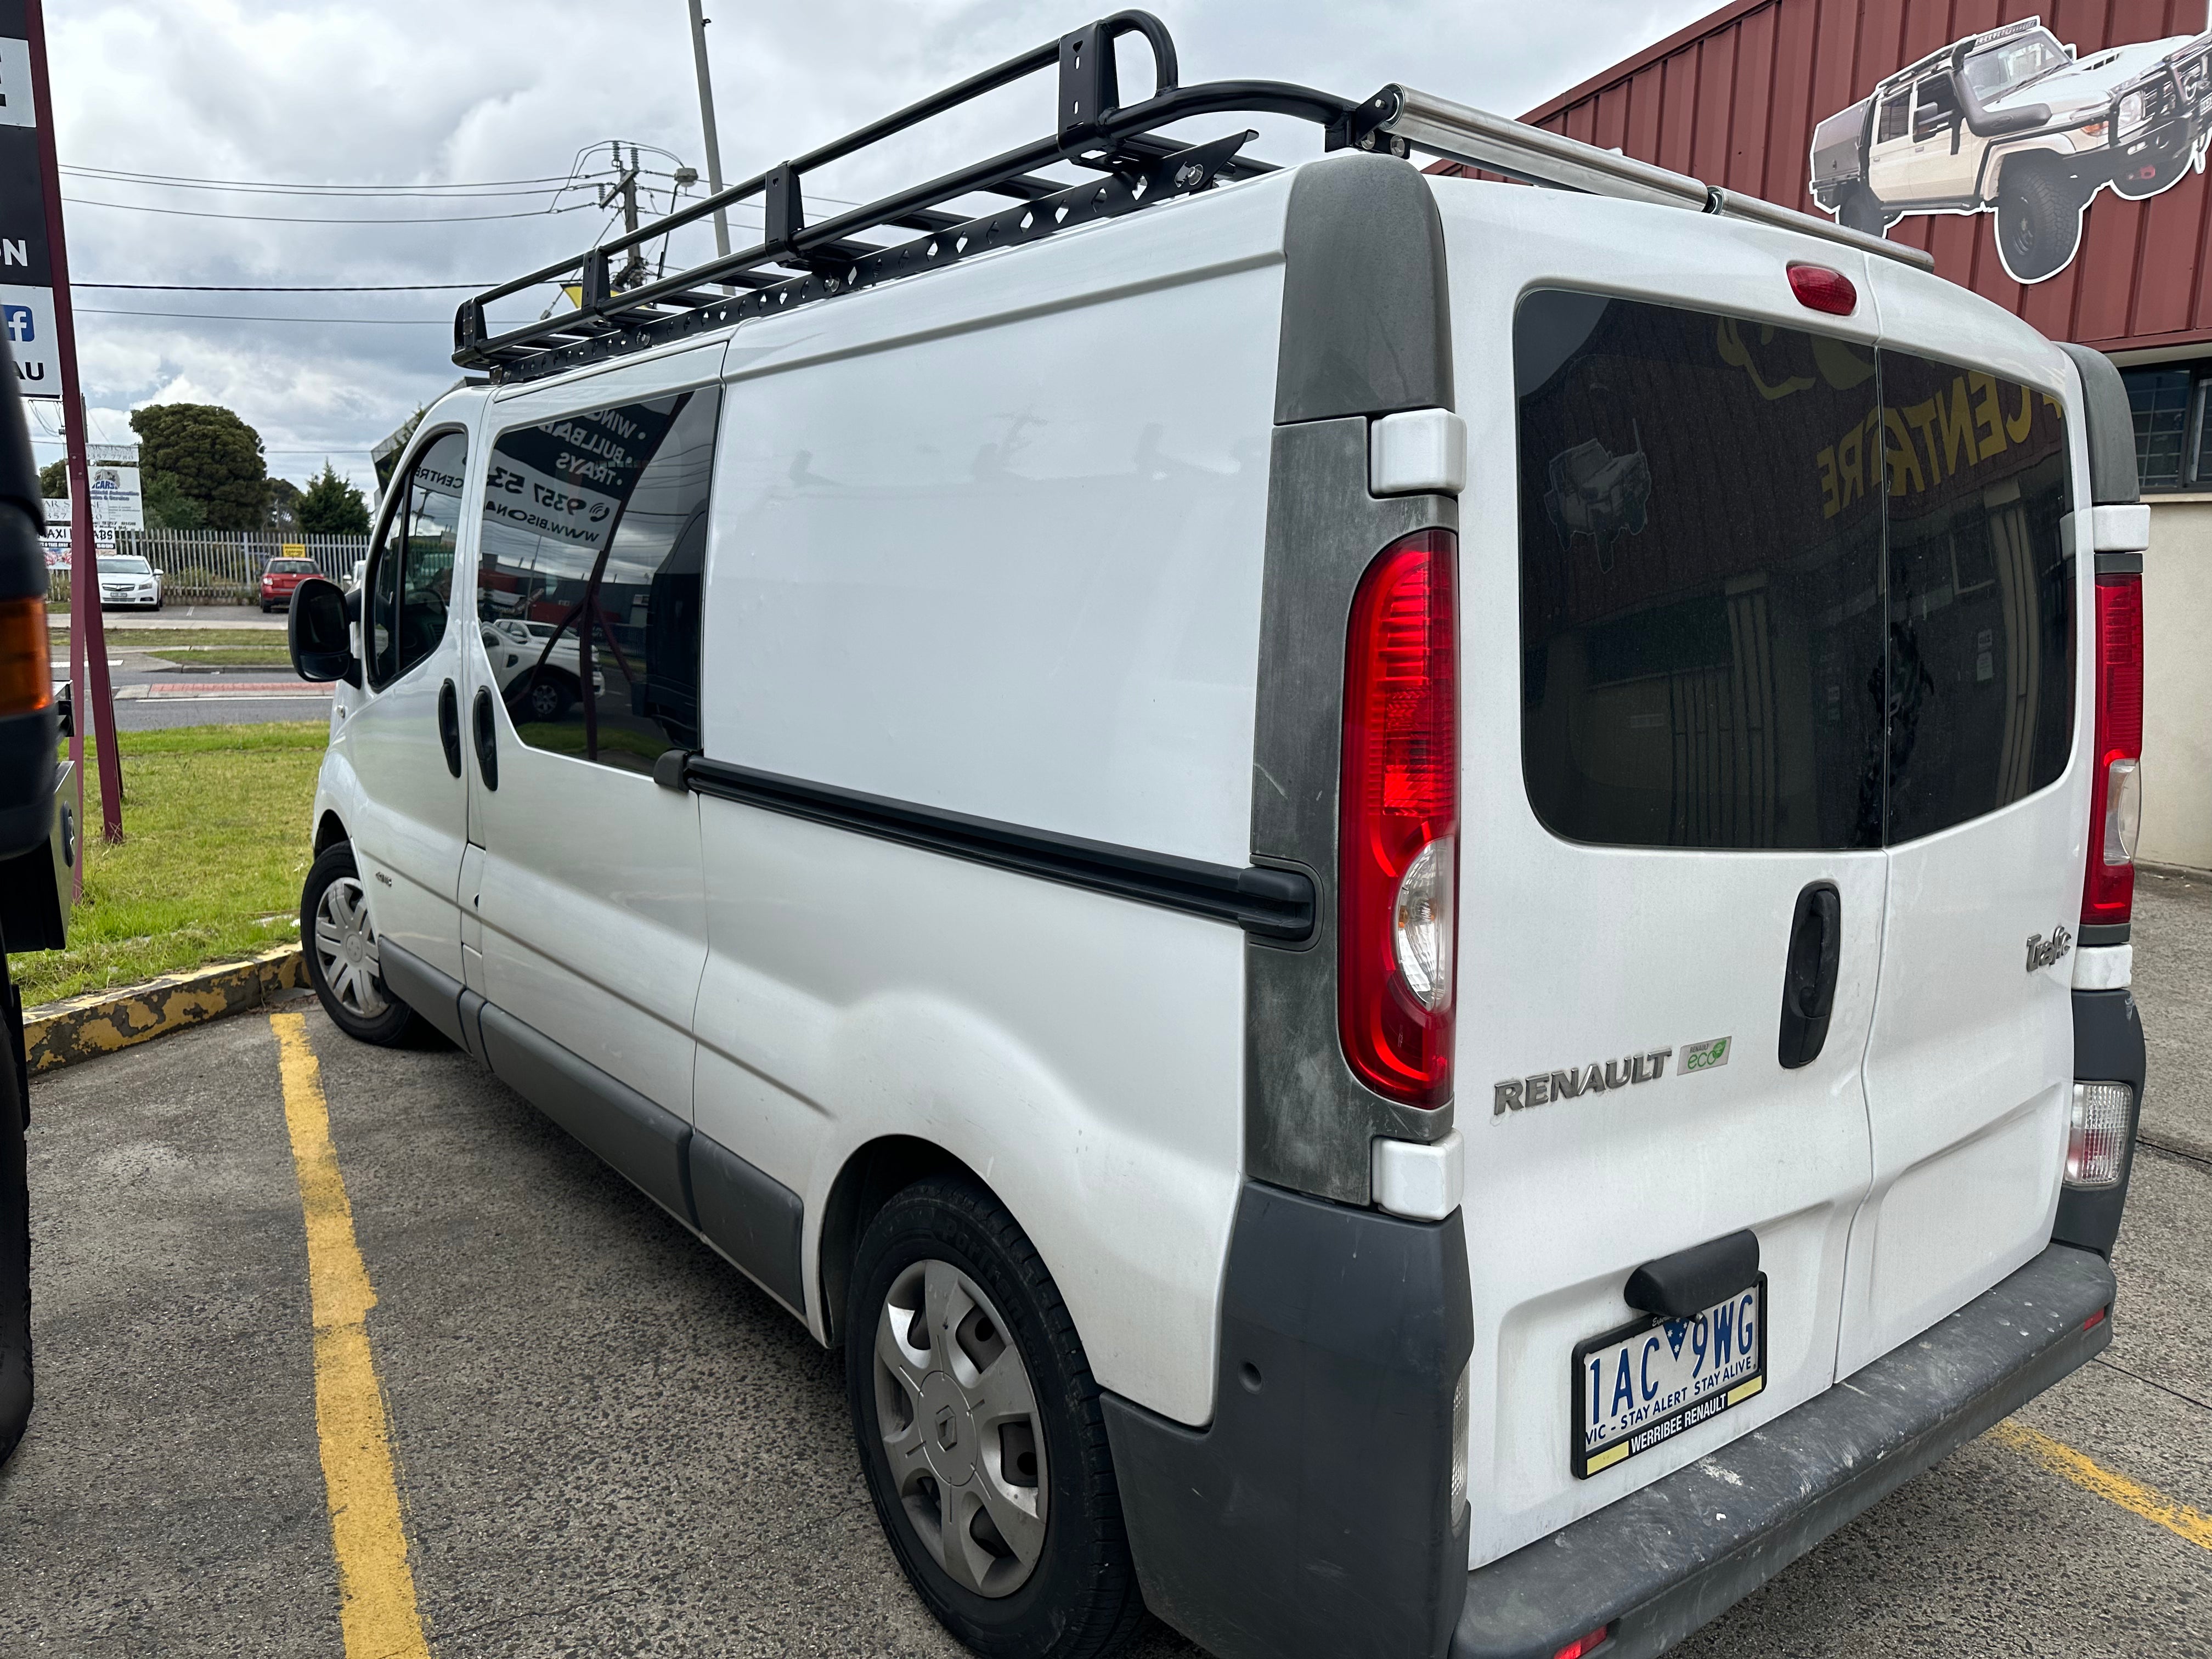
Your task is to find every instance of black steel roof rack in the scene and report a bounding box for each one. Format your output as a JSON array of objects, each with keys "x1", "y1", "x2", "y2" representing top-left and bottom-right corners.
[{"x1": 455, "y1": 9, "x2": 1929, "y2": 386}]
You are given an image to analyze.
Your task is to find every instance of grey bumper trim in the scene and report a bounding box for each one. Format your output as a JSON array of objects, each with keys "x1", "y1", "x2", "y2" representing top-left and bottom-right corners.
[{"x1": 1453, "y1": 1242, "x2": 2117, "y2": 1659}]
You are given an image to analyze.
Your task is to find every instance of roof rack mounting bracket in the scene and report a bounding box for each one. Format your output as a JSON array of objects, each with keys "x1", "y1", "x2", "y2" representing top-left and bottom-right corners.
[{"x1": 1059, "y1": 11, "x2": 1179, "y2": 153}]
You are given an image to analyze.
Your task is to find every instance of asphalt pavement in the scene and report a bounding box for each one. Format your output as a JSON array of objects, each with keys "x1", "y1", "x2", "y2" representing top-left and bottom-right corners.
[
  {"x1": 1, "y1": 886, "x2": 2207, "y2": 1656},
  {"x1": 53, "y1": 606, "x2": 328, "y2": 731}
]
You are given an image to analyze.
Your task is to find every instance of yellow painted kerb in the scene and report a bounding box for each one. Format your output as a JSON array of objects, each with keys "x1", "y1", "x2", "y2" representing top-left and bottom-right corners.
[
  {"x1": 272, "y1": 1011, "x2": 433, "y2": 1658},
  {"x1": 1989, "y1": 1419, "x2": 2212, "y2": 1551}
]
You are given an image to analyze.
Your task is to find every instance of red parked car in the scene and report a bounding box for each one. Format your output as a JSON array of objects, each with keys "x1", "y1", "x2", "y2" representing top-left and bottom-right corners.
[{"x1": 259, "y1": 556, "x2": 320, "y2": 612}]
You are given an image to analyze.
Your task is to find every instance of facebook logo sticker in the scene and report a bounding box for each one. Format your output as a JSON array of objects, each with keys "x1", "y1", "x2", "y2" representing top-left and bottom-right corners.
[{"x1": 3, "y1": 306, "x2": 31, "y2": 345}]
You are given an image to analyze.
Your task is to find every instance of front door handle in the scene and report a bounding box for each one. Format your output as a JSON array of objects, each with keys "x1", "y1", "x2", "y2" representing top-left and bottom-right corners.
[
  {"x1": 1778, "y1": 882, "x2": 1841, "y2": 1070},
  {"x1": 436, "y1": 679, "x2": 462, "y2": 777},
  {"x1": 471, "y1": 687, "x2": 499, "y2": 792}
]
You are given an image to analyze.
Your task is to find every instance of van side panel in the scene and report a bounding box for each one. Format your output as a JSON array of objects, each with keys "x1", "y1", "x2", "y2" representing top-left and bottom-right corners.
[
  {"x1": 699, "y1": 187, "x2": 1286, "y2": 868},
  {"x1": 690, "y1": 180, "x2": 1294, "y2": 1424}
]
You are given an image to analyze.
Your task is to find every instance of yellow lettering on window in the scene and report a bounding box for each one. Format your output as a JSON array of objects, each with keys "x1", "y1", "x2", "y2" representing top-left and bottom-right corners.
[
  {"x1": 1940, "y1": 377, "x2": 1979, "y2": 477},
  {"x1": 1971, "y1": 371, "x2": 2006, "y2": 461},
  {"x1": 1837, "y1": 421, "x2": 1864, "y2": 505},
  {"x1": 1818, "y1": 445, "x2": 1840, "y2": 518},
  {"x1": 2006, "y1": 382, "x2": 2035, "y2": 444},
  {"x1": 1884, "y1": 407, "x2": 1925, "y2": 496},
  {"x1": 1904, "y1": 399, "x2": 1944, "y2": 483}
]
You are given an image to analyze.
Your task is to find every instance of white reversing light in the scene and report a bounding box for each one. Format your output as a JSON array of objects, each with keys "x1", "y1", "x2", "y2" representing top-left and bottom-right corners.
[{"x1": 2067, "y1": 1082, "x2": 2132, "y2": 1187}]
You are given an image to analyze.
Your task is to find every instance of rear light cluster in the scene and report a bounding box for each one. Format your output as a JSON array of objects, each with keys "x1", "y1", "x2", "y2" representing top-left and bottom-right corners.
[
  {"x1": 0, "y1": 595, "x2": 52, "y2": 717},
  {"x1": 2081, "y1": 574, "x2": 2143, "y2": 929},
  {"x1": 1786, "y1": 262, "x2": 1858, "y2": 316},
  {"x1": 1550, "y1": 1626, "x2": 1612, "y2": 1659},
  {"x1": 1339, "y1": 529, "x2": 1458, "y2": 1109},
  {"x1": 2067, "y1": 1082, "x2": 2132, "y2": 1187}
]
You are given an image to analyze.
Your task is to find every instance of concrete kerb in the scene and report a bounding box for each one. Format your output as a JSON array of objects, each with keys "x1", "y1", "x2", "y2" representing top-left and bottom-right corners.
[{"x1": 21, "y1": 945, "x2": 308, "y2": 1073}]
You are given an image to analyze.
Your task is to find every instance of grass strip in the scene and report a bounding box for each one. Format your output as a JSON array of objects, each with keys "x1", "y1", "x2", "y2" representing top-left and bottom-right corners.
[{"x1": 7, "y1": 721, "x2": 326, "y2": 1007}]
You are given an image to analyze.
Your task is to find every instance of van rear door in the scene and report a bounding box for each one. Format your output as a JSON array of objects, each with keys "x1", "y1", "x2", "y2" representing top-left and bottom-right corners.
[
  {"x1": 1440, "y1": 182, "x2": 1887, "y2": 1564},
  {"x1": 1836, "y1": 270, "x2": 2085, "y2": 1374}
]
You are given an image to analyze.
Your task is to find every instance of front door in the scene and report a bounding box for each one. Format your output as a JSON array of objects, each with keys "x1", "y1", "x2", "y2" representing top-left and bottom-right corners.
[
  {"x1": 1436, "y1": 197, "x2": 1890, "y2": 1566},
  {"x1": 346, "y1": 426, "x2": 472, "y2": 981},
  {"x1": 460, "y1": 363, "x2": 719, "y2": 1119}
]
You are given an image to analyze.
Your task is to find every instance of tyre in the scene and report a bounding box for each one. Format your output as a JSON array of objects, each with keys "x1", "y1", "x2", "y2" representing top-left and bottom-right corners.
[
  {"x1": 516, "y1": 673, "x2": 571, "y2": 723},
  {"x1": 1837, "y1": 182, "x2": 1891, "y2": 237},
  {"x1": 0, "y1": 997, "x2": 31, "y2": 1465},
  {"x1": 1995, "y1": 166, "x2": 2083, "y2": 283},
  {"x1": 301, "y1": 840, "x2": 417, "y2": 1046},
  {"x1": 847, "y1": 1176, "x2": 1144, "y2": 1659}
]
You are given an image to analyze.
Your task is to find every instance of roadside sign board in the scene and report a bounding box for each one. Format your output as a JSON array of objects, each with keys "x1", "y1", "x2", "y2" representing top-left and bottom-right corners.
[{"x1": 0, "y1": 10, "x2": 53, "y2": 398}]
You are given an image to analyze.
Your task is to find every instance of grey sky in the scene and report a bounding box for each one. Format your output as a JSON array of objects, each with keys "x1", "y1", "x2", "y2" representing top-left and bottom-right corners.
[{"x1": 40, "y1": 1, "x2": 1716, "y2": 495}]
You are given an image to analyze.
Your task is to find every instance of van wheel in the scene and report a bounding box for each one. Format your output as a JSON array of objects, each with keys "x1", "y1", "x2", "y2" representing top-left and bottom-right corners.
[
  {"x1": 1995, "y1": 168, "x2": 2082, "y2": 283},
  {"x1": 516, "y1": 673, "x2": 570, "y2": 723},
  {"x1": 301, "y1": 842, "x2": 416, "y2": 1046},
  {"x1": 847, "y1": 1176, "x2": 1144, "y2": 1659},
  {"x1": 1837, "y1": 183, "x2": 1891, "y2": 236}
]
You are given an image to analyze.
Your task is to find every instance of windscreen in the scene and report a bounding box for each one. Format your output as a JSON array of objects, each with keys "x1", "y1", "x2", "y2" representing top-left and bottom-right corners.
[{"x1": 1515, "y1": 290, "x2": 2072, "y2": 851}]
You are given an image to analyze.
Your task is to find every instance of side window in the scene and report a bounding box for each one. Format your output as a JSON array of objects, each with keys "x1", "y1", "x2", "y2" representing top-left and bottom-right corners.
[
  {"x1": 1877, "y1": 353, "x2": 2072, "y2": 844},
  {"x1": 1876, "y1": 92, "x2": 1910, "y2": 145},
  {"x1": 1515, "y1": 290, "x2": 1884, "y2": 851},
  {"x1": 476, "y1": 386, "x2": 719, "y2": 775},
  {"x1": 366, "y1": 431, "x2": 467, "y2": 688}
]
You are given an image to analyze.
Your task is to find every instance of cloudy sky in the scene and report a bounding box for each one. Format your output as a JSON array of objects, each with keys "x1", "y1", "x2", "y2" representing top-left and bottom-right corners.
[{"x1": 41, "y1": 0, "x2": 1718, "y2": 495}]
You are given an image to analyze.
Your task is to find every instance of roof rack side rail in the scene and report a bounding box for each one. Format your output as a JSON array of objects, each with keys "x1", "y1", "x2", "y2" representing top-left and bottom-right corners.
[{"x1": 1366, "y1": 84, "x2": 1938, "y2": 273}]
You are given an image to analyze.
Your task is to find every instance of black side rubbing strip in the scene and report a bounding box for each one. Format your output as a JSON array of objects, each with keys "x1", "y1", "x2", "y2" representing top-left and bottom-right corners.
[
  {"x1": 375, "y1": 939, "x2": 468, "y2": 1051},
  {"x1": 689, "y1": 1131, "x2": 807, "y2": 1315},
  {"x1": 681, "y1": 755, "x2": 1314, "y2": 938}
]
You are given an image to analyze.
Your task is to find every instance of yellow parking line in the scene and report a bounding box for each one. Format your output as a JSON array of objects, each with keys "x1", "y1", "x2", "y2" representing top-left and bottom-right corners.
[
  {"x1": 272, "y1": 1011, "x2": 433, "y2": 1659},
  {"x1": 1988, "y1": 1419, "x2": 2212, "y2": 1550}
]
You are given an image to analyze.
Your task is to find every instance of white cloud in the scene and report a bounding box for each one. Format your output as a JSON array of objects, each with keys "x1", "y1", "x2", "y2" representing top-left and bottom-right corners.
[{"x1": 42, "y1": 0, "x2": 1715, "y2": 493}]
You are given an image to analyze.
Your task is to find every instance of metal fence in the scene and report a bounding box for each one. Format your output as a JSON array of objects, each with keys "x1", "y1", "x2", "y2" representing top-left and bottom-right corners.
[{"x1": 46, "y1": 529, "x2": 371, "y2": 606}]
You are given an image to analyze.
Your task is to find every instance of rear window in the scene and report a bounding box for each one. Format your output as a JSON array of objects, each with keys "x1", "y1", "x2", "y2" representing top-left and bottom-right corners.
[
  {"x1": 1515, "y1": 290, "x2": 2073, "y2": 852},
  {"x1": 269, "y1": 558, "x2": 318, "y2": 573}
]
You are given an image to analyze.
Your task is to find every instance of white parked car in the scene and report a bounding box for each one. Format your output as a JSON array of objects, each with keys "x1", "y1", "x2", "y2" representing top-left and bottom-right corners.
[
  {"x1": 479, "y1": 617, "x2": 605, "y2": 723},
  {"x1": 1812, "y1": 16, "x2": 2212, "y2": 281},
  {"x1": 94, "y1": 552, "x2": 162, "y2": 611},
  {"x1": 283, "y1": 17, "x2": 2149, "y2": 1659}
]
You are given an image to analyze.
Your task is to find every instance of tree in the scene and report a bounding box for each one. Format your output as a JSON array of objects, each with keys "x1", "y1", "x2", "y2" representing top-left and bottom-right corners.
[
  {"x1": 37, "y1": 459, "x2": 65, "y2": 498},
  {"x1": 140, "y1": 470, "x2": 205, "y2": 531},
  {"x1": 267, "y1": 477, "x2": 303, "y2": 532},
  {"x1": 128, "y1": 402, "x2": 267, "y2": 532},
  {"x1": 296, "y1": 461, "x2": 369, "y2": 535}
]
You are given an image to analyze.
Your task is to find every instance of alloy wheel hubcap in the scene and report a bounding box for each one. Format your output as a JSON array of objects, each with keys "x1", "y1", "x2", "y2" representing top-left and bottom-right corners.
[
  {"x1": 874, "y1": 1259, "x2": 1047, "y2": 1598},
  {"x1": 313, "y1": 874, "x2": 388, "y2": 1019}
]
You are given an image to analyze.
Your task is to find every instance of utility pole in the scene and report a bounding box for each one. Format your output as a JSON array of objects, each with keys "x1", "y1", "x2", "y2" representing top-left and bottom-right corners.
[
  {"x1": 687, "y1": 0, "x2": 733, "y2": 266},
  {"x1": 600, "y1": 142, "x2": 645, "y2": 291},
  {"x1": 25, "y1": 0, "x2": 121, "y2": 850}
]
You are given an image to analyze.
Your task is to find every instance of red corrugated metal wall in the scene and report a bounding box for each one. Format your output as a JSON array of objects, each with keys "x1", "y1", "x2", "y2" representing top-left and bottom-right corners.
[{"x1": 1452, "y1": 1, "x2": 2212, "y2": 353}]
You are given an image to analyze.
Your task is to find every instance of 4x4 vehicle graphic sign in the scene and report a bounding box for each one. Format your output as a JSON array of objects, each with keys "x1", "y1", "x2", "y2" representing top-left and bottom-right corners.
[{"x1": 1810, "y1": 15, "x2": 2212, "y2": 284}]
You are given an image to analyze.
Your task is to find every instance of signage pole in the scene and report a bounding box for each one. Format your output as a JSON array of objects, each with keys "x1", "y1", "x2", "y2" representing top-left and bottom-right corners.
[{"x1": 24, "y1": 0, "x2": 119, "y2": 843}]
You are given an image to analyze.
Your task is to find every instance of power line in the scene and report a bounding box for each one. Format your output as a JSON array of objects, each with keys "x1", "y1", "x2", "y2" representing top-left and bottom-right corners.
[
  {"x1": 62, "y1": 195, "x2": 597, "y2": 225},
  {"x1": 61, "y1": 163, "x2": 581, "y2": 192},
  {"x1": 77, "y1": 281, "x2": 501, "y2": 291},
  {"x1": 80, "y1": 307, "x2": 516, "y2": 325}
]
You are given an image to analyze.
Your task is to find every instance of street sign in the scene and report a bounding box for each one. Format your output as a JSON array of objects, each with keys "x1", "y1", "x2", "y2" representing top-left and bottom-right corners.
[{"x1": 0, "y1": 13, "x2": 54, "y2": 399}]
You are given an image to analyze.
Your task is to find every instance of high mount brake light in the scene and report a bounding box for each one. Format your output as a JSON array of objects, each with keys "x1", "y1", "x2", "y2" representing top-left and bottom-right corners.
[
  {"x1": 2082, "y1": 574, "x2": 2143, "y2": 929},
  {"x1": 1787, "y1": 262, "x2": 1858, "y2": 316},
  {"x1": 0, "y1": 595, "x2": 53, "y2": 718},
  {"x1": 1339, "y1": 528, "x2": 1458, "y2": 1109}
]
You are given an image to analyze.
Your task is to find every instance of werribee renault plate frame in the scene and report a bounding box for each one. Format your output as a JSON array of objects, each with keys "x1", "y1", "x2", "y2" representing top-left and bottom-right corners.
[{"x1": 1571, "y1": 1276, "x2": 1768, "y2": 1480}]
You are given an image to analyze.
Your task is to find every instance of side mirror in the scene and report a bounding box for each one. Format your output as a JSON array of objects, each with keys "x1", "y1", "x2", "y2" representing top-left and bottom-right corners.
[{"x1": 287, "y1": 577, "x2": 360, "y2": 687}]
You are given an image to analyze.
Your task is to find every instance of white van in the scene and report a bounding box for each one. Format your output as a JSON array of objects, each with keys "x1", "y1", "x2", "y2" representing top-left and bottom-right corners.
[{"x1": 285, "y1": 18, "x2": 2149, "y2": 1659}]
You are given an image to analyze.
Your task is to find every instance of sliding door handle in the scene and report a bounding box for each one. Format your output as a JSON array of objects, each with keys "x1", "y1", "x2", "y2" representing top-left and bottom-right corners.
[
  {"x1": 436, "y1": 679, "x2": 462, "y2": 777},
  {"x1": 1778, "y1": 881, "x2": 1841, "y2": 1071},
  {"x1": 471, "y1": 687, "x2": 499, "y2": 791}
]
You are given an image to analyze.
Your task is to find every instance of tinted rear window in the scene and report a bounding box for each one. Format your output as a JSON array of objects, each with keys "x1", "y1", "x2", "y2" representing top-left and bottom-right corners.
[{"x1": 1515, "y1": 290, "x2": 2072, "y2": 851}]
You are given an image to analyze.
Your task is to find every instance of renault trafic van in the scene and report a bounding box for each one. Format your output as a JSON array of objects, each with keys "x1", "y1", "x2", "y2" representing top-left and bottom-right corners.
[{"x1": 285, "y1": 16, "x2": 2149, "y2": 1658}]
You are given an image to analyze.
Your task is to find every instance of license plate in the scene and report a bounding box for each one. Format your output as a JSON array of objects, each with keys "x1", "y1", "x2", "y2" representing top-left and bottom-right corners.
[{"x1": 1571, "y1": 1277, "x2": 1766, "y2": 1479}]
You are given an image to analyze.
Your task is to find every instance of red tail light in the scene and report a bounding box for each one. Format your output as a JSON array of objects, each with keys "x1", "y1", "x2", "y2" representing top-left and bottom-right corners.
[
  {"x1": 2081, "y1": 574, "x2": 2143, "y2": 929},
  {"x1": 1340, "y1": 528, "x2": 1458, "y2": 1108},
  {"x1": 0, "y1": 596, "x2": 52, "y2": 716},
  {"x1": 1786, "y1": 262, "x2": 1858, "y2": 315}
]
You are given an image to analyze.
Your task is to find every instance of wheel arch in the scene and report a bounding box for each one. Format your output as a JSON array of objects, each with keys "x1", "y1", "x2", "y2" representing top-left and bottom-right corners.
[
  {"x1": 313, "y1": 810, "x2": 349, "y2": 855},
  {"x1": 1985, "y1": 138, "x2": 2076, "y2": 199},
  {"x1": 817, "y1": 1134, "x2": 977, "y2": 1345}
]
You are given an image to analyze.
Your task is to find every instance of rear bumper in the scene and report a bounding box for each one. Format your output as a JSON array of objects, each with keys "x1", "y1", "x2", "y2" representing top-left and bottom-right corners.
[{"x1": 1451, "y1": 1241, "x2": 2116, "y2": 1659}]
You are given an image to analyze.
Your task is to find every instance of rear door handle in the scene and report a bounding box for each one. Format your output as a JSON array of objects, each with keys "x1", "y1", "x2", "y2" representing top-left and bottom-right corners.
[
  {"x1": 436, "y1": 680, "x2": 462, "y2": 777},
  {"x1": 471, "y1": 687, "x2": 499, "y2": 791},
  {"x1": 1778, "y1": 881, "x2": 1841, "y2": 1070}
]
